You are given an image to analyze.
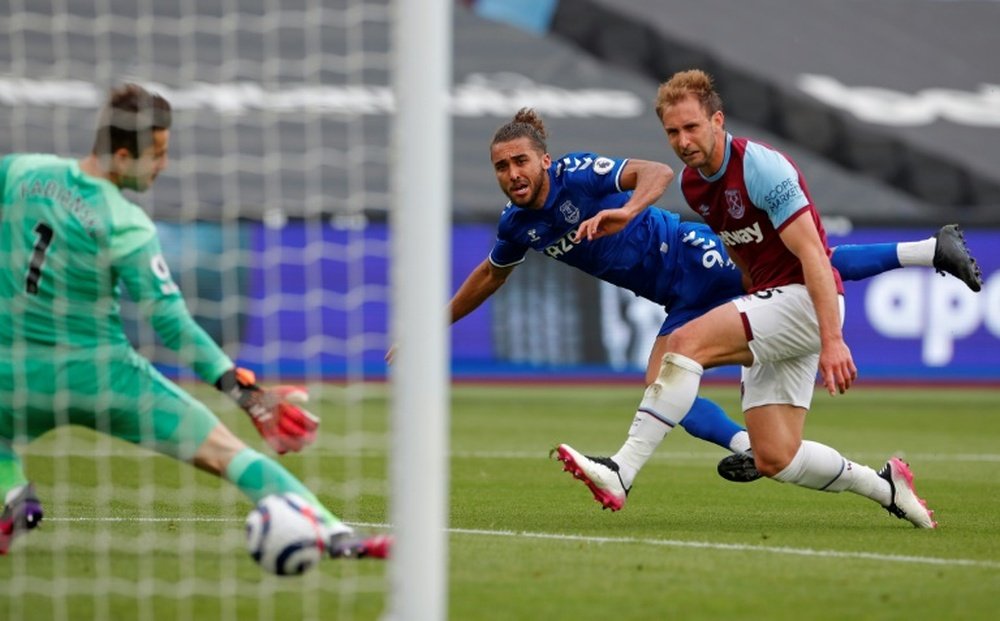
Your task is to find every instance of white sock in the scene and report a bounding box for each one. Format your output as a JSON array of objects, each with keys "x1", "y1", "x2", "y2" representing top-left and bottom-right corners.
[
  {"x1": 772, "y1": 441, "x2": 891, "y2": 506},
  {"x1": 897, "y1": 238, "x2": 935, "y2": 267},
  {"x1": 611, "y1": 353, "x2": 703, "y2": 488},
  {"x1": 728, "y1": 430, "x2": 752, "y2": 454},
  {"x1": 824, "y1": 459, "x2": 892, "y2": 506},
  {"x1": 612, "y1": 411, "x2": 671, "y2": 488}
]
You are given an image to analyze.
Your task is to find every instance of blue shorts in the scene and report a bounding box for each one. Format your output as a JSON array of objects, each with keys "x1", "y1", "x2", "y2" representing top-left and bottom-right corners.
[{"x1": 658, "y1": 222, "x2": 745, "y2": 336}]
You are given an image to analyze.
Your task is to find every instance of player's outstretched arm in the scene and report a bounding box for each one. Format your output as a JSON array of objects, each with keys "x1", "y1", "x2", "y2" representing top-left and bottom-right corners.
[
  {"x1": 386, "y1": 258, "x2": 514, "y2": 364},
  {"x1": 449, "y1": 258, "x2": 514, "y2": 324},
  {"x1": 115, "y1": 237, "x2": 319, "y2": 455},
  {"x1": 215, "y1": 367, "x2": 319, "y2": 455},
  {"x1": 575, "y1": 158, "x2": 673, "y2": 242}
]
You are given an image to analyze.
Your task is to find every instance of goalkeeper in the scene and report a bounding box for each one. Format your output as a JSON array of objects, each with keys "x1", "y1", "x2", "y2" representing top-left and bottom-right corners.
[{"x1": 0, "y1": 83, "x2": 389, "y2": 560}]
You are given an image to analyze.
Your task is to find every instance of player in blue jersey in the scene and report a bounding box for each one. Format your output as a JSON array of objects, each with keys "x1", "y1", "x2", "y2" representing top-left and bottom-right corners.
[
  {"x1": 555, "y1": 70, "x2": 940, "y2": 527},
  {"x1": 451, "y1": 107, "x2": 980, "y2": 490}
]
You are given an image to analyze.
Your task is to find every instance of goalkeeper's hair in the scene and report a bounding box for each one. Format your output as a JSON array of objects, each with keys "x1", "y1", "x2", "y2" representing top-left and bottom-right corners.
[
  {"x1": 91, "y1": 83, "x2": 172, "y2": 158},
  {"x1": 491, "y1": 107, "x2": 548, "y2": 155}
]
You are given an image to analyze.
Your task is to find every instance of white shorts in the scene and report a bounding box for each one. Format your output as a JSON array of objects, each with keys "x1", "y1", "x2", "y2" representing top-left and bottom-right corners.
[{"x1": 732, "y1": 284, "x2": 845, "y2": 411}]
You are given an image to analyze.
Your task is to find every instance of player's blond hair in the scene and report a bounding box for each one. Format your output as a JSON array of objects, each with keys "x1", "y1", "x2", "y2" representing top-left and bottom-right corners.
[
  {"x1": 490, "y1": 107, "x2": 548, "y2": 154},
  {"x1": 654, "y1": 69, "x2": 723, "y2": 120}
]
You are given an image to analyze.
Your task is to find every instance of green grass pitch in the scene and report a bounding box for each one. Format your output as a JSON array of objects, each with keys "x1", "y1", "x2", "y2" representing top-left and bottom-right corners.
[{"x1": 2, "y1": 384, "x2": 999, "y2": 620}]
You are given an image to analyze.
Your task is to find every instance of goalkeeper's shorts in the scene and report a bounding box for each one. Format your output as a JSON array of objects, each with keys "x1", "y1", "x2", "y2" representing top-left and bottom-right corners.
[{"x1": 0, "y1": 347, "x2": 220, "y2": 462}]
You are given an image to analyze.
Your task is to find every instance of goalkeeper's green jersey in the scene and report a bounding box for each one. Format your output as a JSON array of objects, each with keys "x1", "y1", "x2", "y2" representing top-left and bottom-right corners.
[{"x1": 0, "y1": 153, "x2": 232, "y2": 384}]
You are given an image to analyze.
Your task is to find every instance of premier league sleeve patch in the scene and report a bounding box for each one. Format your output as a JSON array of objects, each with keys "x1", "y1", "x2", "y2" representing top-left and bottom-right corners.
[{"x1": 593, "y1": 157, "x2": 615, "y2": 175}]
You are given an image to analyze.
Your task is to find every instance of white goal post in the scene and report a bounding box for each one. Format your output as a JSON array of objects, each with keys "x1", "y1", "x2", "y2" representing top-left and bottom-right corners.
[{"x1": 388, "y1": 1, "x2": 453, "y2": 620}]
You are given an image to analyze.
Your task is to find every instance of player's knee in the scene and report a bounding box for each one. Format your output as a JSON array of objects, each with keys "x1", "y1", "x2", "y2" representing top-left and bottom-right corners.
[
  {"x1": 193, "y1": 424, "x2": 247, "y2": 476},
  {"x1": 663, "y1": 330, "x2": 715, "y2": 366},
  {"x1": 663, "y1": 330, "x2": 695, "y2": 357},
  {"x1": 653, "y1": 352, "x2": 704, "y2": 387}
]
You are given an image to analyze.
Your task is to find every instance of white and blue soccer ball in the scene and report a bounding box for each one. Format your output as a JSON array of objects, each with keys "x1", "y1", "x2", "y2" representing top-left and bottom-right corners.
[{"x1": 245, "y1": 493, "x2": 327, "y2": 576}]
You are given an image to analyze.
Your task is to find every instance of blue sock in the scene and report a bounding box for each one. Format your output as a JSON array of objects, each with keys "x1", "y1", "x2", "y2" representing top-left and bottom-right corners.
[
  {"x1": 830, "y1": 243, "x2": 901, "y2": 281},
  {"x1": 679, "y1": 397, "x2": 744, "y2": 450}
]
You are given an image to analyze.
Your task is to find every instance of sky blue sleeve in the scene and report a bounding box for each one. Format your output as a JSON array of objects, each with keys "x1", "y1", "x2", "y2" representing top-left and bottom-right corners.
[{"x1": 742, "y1": 142, "x2": 810, "y2": 229}]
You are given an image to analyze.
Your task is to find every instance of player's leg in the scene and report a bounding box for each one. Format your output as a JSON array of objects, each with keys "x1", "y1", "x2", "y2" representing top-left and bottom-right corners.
[
  {"x1": 191, "y1": 423, "x2": 390, "y2": 558},
  {"x1": 745, "y1": 390, "x2": 934, "y2": 528},
  {"x1": 744, "y1": 398, "x2": 878, "y2": 492},
  {"x1": 829, "y1": 242, "x2": 900, "y2": 280},
  {"x1": 555, "y1": 300, "x2": 752, "y2": 510},
  {"x1": 0, "y1": 441, "x2": 44, "y2": 555},
  {"x1": 645, "y1": 334, "x2": 750, "y2": 454},
  {"x1": 739, "y1": 288, "x2": 935, "y2": 528},
  {"x1": 682, "y1": 398, "x2": 750, "y2": 452},
  {"x1": 831, "y1": 224, "x2": 981, "y2": 291},
  {"x1": 646, "y1": 223, "x2": 754, "y2": 459},
  {"x1": 191, "y1": 423, "x2": 342, "y2": 527},
  {"x1": 0, "y1": 444, "x2": 28, "y2": 497},
  {"x1": 94, "y1": 358, "x2": 390, "y2": 557},
  {"x1": 719, "y1": 226, "x2": 981, "y2": 482},
  {"x1": 0, "y1": 359, "x2": 60, "y2": 553}
]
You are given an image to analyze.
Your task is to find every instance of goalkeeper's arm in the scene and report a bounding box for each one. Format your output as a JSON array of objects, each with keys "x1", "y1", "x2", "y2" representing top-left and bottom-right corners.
[
  {"x1": 137, "y1": 286, "x2": 320, "y2": 455},
  {"x1": 213, "y1": 367, "x2": 319, "y2": 455},
  {"x1": 115, "y1": 242, "x2": 319, "y2": 454}
]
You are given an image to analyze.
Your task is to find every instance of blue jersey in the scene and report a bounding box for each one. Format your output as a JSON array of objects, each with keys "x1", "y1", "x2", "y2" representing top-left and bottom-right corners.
[{"x1": 487, "y1": 152, "x2": 746, "y2": 334}]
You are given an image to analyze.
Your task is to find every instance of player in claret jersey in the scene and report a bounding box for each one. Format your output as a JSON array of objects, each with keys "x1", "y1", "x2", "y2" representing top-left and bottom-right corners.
[
  {"x1": 450, "y1": 108, "x2": 978, "y2": 502},
  {"x1": 0, "y1": 83, "x2": 389, "y2": 558},
  {"x1": 554, "y1": 70, "x2": 939, "y2": 528}
]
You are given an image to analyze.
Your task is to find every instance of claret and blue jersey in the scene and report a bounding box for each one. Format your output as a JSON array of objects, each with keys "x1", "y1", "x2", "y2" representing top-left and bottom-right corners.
[
  {"x1": 680, "y1": 134, "x2": 843, "y2": 294},
  {"x1": 487, "y1": 151, "x2": 746, "y2": 334}
]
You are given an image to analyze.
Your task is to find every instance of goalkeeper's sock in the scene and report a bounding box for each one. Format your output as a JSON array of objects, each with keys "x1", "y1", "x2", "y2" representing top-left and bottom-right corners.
[
  {"x1": 225, "y1": 447, "x2": 343, "y2": 527},
  {"x1": 0, "y1": 453, "x2": 28, "y2": 500}
]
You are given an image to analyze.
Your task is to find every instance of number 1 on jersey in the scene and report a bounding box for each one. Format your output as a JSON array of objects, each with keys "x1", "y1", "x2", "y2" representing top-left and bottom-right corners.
[{"x1": 26, "y1": 222, "x2": 54, "y2": 295}]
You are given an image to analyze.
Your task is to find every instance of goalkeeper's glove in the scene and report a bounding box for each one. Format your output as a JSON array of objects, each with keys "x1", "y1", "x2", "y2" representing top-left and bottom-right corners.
[{"x1": 215, "y1": 367, "x2": 319, "y2": 455}]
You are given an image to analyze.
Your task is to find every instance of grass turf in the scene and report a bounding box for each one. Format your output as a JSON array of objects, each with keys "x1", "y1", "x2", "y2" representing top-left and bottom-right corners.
[{"x1": 2, "y1": 384, "x2": 999, "y2": 620}]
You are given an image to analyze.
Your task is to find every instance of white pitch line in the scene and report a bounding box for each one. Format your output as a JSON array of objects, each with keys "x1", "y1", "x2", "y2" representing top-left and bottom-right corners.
[
  {"x1": 450, "y1": 451, "x2": 1000, "y2": 463},
  {"x1": 44, "y1": 517, "x2": 1000, "y2": 570},
  {"x1": 446, "y1": 527, "x2": 1000, "y2": 570}
]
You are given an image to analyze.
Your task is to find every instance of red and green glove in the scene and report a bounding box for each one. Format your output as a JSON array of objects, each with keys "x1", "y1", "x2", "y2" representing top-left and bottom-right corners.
[{"x1": 215, "y1": 367, "x2": 319, "y2": 455}]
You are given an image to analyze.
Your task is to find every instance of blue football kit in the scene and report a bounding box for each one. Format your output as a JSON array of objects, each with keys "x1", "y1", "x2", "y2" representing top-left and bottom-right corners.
[
  {"x1": 489, "y1": 152, "x2": 748, "y2": 336},
  {"x1": 485, "y1": 151, "x2": 903, "y2": 451}
]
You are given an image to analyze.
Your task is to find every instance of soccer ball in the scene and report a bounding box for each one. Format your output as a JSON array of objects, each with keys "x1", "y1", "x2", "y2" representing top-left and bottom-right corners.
[{"x1": 245, "y1": 493, "x2": 328, "y2": 576}]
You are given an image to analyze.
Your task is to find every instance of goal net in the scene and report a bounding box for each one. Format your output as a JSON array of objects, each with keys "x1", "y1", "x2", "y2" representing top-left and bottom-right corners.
[{"x1": 1, "y1": 0, "x2": 448, "y2": 619}]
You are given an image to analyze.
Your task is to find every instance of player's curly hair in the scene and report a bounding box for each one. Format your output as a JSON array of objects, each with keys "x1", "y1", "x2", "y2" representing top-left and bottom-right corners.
[
  {"x1": 490, "y1": 107, "x2": 548, "y2": 154},
  {"x1": 654, "y1": 69, "x2": 723, "y2": 120},
  {"x1": 92, "y1": 83, "x2": 172, "y2": 157}
]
